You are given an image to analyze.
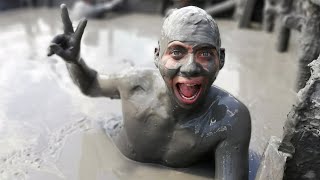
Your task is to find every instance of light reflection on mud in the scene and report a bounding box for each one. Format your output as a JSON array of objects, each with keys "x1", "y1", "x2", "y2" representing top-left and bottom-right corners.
[{"x1": 0, "y1": 8, "x2": 298, "y2": 179}]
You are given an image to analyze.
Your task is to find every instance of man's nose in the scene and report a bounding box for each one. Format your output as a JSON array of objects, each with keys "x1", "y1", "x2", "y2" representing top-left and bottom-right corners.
[{"x1": 180, "y1": 54, "x2": 201, "y2": 77}]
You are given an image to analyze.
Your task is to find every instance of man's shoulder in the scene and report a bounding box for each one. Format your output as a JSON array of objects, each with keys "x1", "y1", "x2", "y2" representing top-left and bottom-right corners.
[
  {"x1": 121, "y1": 67, "x2": 159, "y2": 76},
  {"x1": 111, "y1": 67, "x2": 159, "y2": 81},
  {"x1": 209, "y1": 86, "x2": 251, "y2": 142},
  {"x1": 210, "y1": 86, "x2": 251, "y2": 125},
  {"x1": 116, "y1": 68, "x2": 164, "y2": 90},
  {"x1": 210, "y1": 86, "x2": 248, "y2": 111}
]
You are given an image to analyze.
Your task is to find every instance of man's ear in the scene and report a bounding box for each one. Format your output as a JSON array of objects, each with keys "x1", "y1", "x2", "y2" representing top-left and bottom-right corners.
[
  {"x1": 154, "y1": 46, "x2": 160, "y2": 68},
  {"x1": 219, "y1": 48, "x2": 225, "y2": 69}
]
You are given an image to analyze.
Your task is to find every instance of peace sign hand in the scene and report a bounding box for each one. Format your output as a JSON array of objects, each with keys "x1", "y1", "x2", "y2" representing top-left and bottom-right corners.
[{"x1": 47, "y1": 4, "x2": 87, "y2": 63}]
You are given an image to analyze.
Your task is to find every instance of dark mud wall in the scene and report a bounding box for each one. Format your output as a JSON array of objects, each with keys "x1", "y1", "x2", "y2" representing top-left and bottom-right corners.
[
  {"x1": 251, "y1": 0, "x2": 264, "y2": 22},
  {"x1": 0, "y1": 0, "x2": 20, "y2": 10},
  {"x1": 268, "y1": 0, "x2": 320, "y2": 88},
  {"x1": 235, "y1": 0, "x2": 264, "y2": 28},
  {"x1": 294, "y1": 1, "x2": 320, "y2": 90},
  {"x1": 124, "y1": 0, "x2": 163, "y2": 13},
  {"x1": 45, "y1": 0, "x2": 75, "y2": 7},
  {"x1": 280, "y1": 56, "x2": 320, "y2": 180},
  {"x1": 0, "y1": 0, "x2": 76, "y2": 10}
]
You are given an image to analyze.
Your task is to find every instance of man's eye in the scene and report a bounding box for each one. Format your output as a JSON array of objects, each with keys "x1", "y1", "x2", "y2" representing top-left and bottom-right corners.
[
  {"x1": 171, "y1": 50, "x2": 182, "y2": 57},
  {"x1": 200, "y1": 51, "x2": 211, "y2": 57}
]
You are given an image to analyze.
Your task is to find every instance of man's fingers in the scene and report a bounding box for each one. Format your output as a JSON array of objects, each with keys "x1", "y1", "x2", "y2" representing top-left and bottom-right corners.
[
  {"x1": 74, "y1": 18, "x2": 87, "y2": 42},
  {"x1": 48, "y1": 34, "x2": 66, "y2": 56},
  {"x1": 47, "y1": 47, "x2": 54, "y2": 56},
  {"x1": 47, "y1": 49, "x2": 54, "y2": 56},
  {"x1": 50, "y1": 34, "x2": 65, "y2": 44},
  {"x1": 48, "y1": 43, "x2": 66, "y2": 58},
  {"x1": 48, "y1": 43, "x2": 75, "y2": 62},
  {"x1": 61, "y1": 4, "x2": 74, "y2": 34},
  {"x1": 47, "y1": 43, "x2": 61, "y2": 56}
]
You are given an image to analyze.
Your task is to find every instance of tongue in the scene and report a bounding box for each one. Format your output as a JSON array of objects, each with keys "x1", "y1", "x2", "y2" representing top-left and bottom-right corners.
[{"x1": 178, "y1": 84, "x2": 199, "y2": 98}]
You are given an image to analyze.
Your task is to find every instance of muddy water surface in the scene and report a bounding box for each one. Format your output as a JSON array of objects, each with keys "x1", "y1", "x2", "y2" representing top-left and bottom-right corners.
[{"x1": 0, "y1": 8, "x2": 298, "y2": 180}]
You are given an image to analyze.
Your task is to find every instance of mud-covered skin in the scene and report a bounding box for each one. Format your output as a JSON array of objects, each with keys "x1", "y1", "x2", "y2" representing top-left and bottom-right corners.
[
  {"x1": 105, "y1": 69, "x2": 251, "y2": 180},
  {"x1": 156, "y1": 41, "x2": 222, "y2": 110},
  {"x1": 280, "y1": 56, "x2": 320, "y2": 179},
  {"x1": 48, "y1": 5, "x2": 251, "y2": 180}
]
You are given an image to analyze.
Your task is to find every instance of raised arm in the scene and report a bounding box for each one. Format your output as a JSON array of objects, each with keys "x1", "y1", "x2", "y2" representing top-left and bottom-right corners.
[{"x1": 47, "y1": 4, "x2": 120, "y2": 98}]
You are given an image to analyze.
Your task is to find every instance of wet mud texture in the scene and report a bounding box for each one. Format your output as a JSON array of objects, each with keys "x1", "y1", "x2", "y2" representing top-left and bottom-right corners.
[
  {"x1": 0, "y1": 8, "x2": 298, "y2": 179},
  {"x1": 262, "y1": 0, "x2": 297, "y2": 53},
  {"x1": 284, "y1": 0, "x2": 320, "y2": 90},
  {"x1": 263, "y1": 0, "x2": 279, "y2": 32},
  {"x1": 255, "y1": 136, "x2": 290, "y2": 180},
  {"x1": 236, "y1": 0, "x2": 264, "y2": 28},
  {"x1": 280, "y1": 56, "x2": 320, "y2": 180}
]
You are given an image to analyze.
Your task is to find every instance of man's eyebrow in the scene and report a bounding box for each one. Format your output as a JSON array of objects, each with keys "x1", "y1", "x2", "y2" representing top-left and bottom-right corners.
[
  {"x1": 192, "y1": 44, "x2": 216, "y2": 51},
  {"x1": 167, "y1": 44, "x2": 188, "y2": 50}
]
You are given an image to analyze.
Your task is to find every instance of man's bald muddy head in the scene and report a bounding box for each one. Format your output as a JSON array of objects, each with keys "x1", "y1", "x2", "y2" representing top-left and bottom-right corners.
[
  {"x1": 157, "y1": 6, "x2": 221, "y2": 59},
  {"x1": 154, "y1": 6, "x2": 225, "y2": 109}
]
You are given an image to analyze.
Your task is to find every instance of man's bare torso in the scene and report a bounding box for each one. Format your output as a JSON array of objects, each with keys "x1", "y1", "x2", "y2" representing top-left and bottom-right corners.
[{"x1": 110, "y1": 69, "x2": 246, "y2": 167}]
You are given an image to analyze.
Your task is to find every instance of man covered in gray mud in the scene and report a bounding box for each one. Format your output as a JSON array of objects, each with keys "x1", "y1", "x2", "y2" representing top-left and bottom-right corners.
[{"x1": 48, "y1": 4, "x2": 251, "y2": 179}]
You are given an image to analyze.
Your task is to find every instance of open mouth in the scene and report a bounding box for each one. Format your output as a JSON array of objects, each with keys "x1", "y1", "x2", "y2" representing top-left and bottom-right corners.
[{"x1": 174, "y1": 82, "x2": 203, "y2": 104}]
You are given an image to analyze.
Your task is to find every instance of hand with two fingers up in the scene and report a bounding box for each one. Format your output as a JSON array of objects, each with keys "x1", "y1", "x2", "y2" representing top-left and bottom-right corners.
[{"x1": 48, "y1": 4, "x2": 87, "y2": 64}]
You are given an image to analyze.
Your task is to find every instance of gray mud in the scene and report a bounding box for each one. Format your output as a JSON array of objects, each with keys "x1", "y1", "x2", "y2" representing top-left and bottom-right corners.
[{"x1": 0, "y1": 8, "x2": 298, "y2": 179}]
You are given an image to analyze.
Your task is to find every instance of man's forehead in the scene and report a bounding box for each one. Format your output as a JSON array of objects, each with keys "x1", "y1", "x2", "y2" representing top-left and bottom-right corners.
[
  {"x1": 167, "y1": 41, "x2": 217, "y2": 49},
  {"x1": 160, "y1": 32, "x2": 220, "y2": 50},
  {"x1": 160, "y1": 6, "x2": 221, "y2": 49},
  {"x1": 158, "y1": 6, "x2": 221, "y2": 57}
]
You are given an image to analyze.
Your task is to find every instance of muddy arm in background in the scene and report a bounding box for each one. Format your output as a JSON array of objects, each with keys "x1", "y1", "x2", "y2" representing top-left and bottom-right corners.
[
  {"x1": 282, "y1": 0, "x2": 320, "y2": 90},
  {"x1": 263, "y1": 0, "x2": 278, "y2": 32},
  {"x1": 48, "y1": 4, "x2": 121, "y2": 98},
  {"x1": 276, "y1": 14, "x2": 304, "y2": 53},
  {"x1": 205, "y1": 0, "x2": 236, "y2": 17},
  {"x1": 283, "y1": 15, "x2": 305, "y2": 32},
  {"x1": 262, "y1": 0, "x2": 294, "y2": 52},
  {"x1": 276, "y1": 0, "x2": 294, "y2": 52},
  {"x1": 238, "y1": 0, "x2": 257, "y2": 28}
]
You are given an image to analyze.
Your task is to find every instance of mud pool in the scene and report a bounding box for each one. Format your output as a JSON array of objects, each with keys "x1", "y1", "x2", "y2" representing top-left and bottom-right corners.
[{"x1": 0, "y1": 8, "x2": 298, "y2": 180}]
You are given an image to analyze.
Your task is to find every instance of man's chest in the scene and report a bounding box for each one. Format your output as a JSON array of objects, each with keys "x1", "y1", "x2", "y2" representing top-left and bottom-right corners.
[{"x1": 122, "y1": 102, "x2": 220, "y2": 165}]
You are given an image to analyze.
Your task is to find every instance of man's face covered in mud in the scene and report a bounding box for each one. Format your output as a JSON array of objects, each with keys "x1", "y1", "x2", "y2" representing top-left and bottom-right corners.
[{"x1": 155, "y1": 6, "x2": 225, "y2": 109}]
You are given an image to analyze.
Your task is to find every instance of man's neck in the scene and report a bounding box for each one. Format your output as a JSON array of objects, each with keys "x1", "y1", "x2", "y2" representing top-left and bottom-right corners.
[{"x1": 169, "y1": 98, "x2": 209, "y2": 122}]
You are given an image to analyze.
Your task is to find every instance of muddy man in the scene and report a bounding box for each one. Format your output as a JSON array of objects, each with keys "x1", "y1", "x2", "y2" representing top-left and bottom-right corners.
[{"x1": 48, "y1": 4, "x2": 251, "y2": 180}]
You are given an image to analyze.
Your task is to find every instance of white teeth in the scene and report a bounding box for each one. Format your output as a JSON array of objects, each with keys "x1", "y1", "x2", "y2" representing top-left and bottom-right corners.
[
  {"x1": 186, "y1": 84, "x2": 196, "y2": 86},
  {"x1": 179, "y1": 89, "x2": 200, "y2": 100},
  {"x1": 177, "y1": 83, "x2": 201, "y2": 101},
  {"x1": 181, "y1": 93, "x2": 198, "y2": 100}
]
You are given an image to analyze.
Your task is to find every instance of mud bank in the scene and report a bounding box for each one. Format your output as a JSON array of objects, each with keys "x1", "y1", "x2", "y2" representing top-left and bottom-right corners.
[{"x1": 281, "y1": 56, "x2": 320, "y2": 179}]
